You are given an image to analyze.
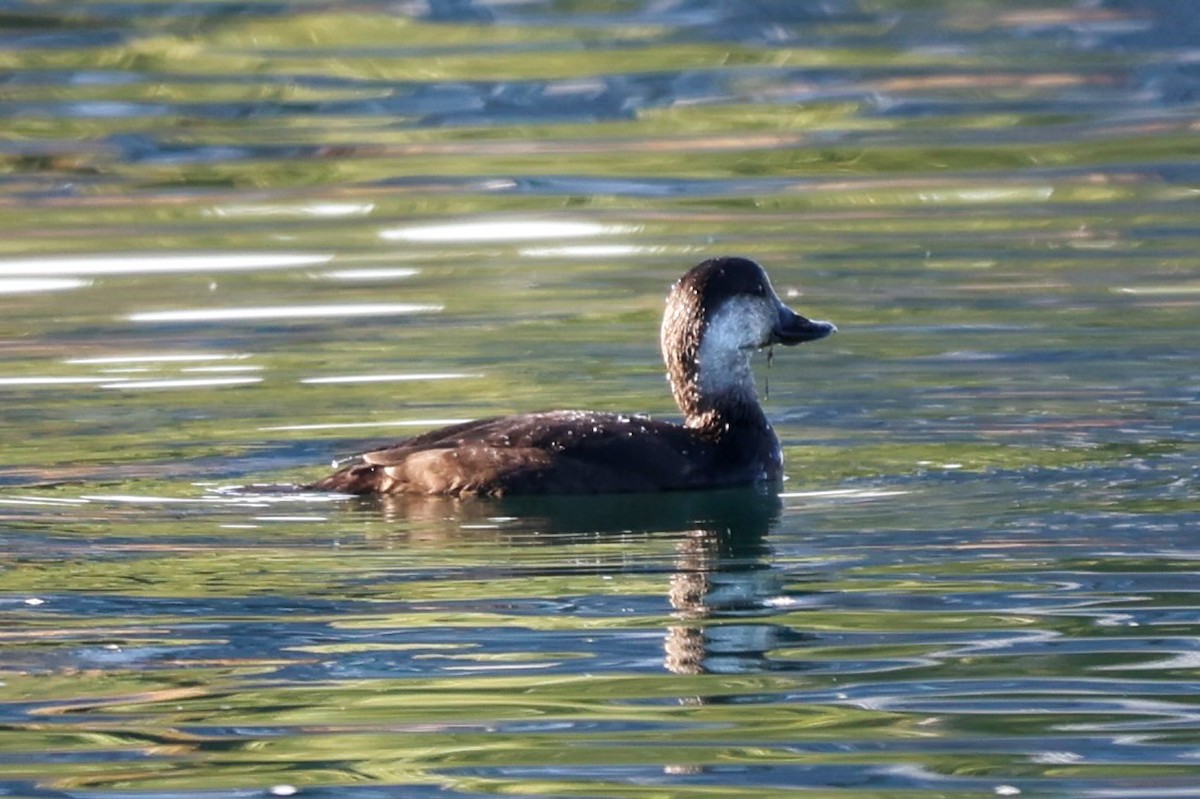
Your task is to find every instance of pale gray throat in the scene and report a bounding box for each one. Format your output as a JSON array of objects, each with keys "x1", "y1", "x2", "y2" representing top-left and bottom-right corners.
[
  {"x1": 696, "y1": 335, "x2": 757, "y2": 408},
  {"x1": 692, "y1": 296, "x2": 775, "y2": 416}
]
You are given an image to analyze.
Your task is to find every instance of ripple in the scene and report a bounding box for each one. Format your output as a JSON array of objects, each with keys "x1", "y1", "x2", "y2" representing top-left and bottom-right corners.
[
  {"x1": 126, "y1": 303, "x2": 442, "y2": 323},
  {"x1": 299, "y1": 372, "x2": 478, "y2": 385},
  {"x1": 380, "y1": 219, "x2": 628, "y2": 242},
  {"x1": 0, "y1": 277, "x2": 90, "y2": 294},
  {"x1": 65, "y1": 353, "x2": 253, "y2": 365},
  {"x1": 206, "y1": 202, "x2": 375, "y2": 218},
  {"x1": 0, "y1": 376, "x2": 112, "y2": 386},
  {"x1": 259, "y1": 418, "x2": 471, "y2": 432},
  {"x1": 0, "y1": 253, "x2": 333, "y2": 276},
  {"x1": 319, "y1": 268, "x2": 420, "y2": 280},
  {"x1": 98, "y1": 376, "x2": 263, "y2": 390}
]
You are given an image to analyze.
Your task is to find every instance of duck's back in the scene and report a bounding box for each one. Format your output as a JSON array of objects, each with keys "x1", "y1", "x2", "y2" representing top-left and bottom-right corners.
[{"x1": 310, "y1": 410, "x2": 749, "y2": 496}]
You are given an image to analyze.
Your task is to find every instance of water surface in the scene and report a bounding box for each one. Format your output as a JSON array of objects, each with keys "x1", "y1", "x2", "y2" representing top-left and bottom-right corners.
[{"x1": 2, "y1": 1, "x2": 1199, "y2": 796}]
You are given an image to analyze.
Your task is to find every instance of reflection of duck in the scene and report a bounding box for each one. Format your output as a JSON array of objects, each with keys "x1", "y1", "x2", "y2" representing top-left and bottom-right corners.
[
  {"x1": 311, "y1": 257, "x2": 835, "y2": 496},
  {"x1": 340, "y1": 486, "x2": 798, "y2": 682},
  {"x1": 356, "y1": 484, "x2": 782, "y2": 542}
]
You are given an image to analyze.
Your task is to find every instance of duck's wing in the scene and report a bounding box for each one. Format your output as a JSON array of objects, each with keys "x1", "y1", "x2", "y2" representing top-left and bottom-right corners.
[{"x1": 312, "y1": 411, "x2": 710, "y2": 495}]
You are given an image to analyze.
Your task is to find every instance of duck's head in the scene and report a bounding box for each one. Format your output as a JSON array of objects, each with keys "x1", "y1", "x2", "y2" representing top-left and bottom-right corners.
[{"x1": 661, "y1": 256, "x2": 835, "y2": 425}]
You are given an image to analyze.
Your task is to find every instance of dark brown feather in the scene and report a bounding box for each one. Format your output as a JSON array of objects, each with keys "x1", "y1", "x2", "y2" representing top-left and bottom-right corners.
[{"x1": 309, "y1": 257, "x2": 829, "y2": 496}]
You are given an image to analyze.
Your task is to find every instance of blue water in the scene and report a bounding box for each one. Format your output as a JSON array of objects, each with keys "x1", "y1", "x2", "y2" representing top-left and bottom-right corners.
[{"x1": 1, "y1": 1, "x2": 1199, "y2": 797}]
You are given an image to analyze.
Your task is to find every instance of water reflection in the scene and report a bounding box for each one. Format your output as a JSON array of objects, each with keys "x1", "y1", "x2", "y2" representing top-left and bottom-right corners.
[
  {"x1": 320, "y1": 267, "x2": 420, "y2": 280},
  {"x1": 260, "y1": 418, "x2": 471, "y2": 433},
  {"x1": 520, "y1": 244, "x2": 654, "y2": 258},
  {"x1": 206, "y1": 201, "x2": 375, "y2": 218},
  {"x1": 0, "y1": 277, "x2": 89, "y2": 294},
  {"x1": 352, "y1": 484, "x2": 778, "y2": 537},
  {"x1": 380, "y1": 218, "x2": 630, "y2": 242},
  {"x1": 98, "y1": 376, "x2": 263, "y2": 390},
  {"x1": 665, "y1": 527, "x2": 790, "y2": 679},
  {"x1": 300, "y1": 372, "x2": 477, "y2": 385},
  {"x1": 352, "y1": 487, "x2": 797, "y2": 680},
  {"x1": 3, "y1": 0, "x2": 1200, "y2": 795},
  {"x1": 127, "y1": 302, "x2": 442, "y2": 323},
  {"x1": 0, "y1": 253, "x2": 333, "y2": 276}
]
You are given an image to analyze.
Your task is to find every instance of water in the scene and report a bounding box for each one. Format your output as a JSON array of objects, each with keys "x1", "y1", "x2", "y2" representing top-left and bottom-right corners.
[{"x1": 2, "y1": 0, "x2": 1199, "y2": 796}]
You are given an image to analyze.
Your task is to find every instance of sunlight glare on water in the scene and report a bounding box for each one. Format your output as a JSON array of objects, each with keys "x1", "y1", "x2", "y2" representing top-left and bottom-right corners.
[
  {"x1": 0, "y1": 252, "x2": 334, "y2": 275},
  {"x1": 0, "y1": 0, "x2": 1198, "y2": 797},
  {"x1": 380, "y1": 218, "x2": 629, "y2": 242},
  {"x1": 125, "y1": 302, "x2": 444, "y2": 323}
]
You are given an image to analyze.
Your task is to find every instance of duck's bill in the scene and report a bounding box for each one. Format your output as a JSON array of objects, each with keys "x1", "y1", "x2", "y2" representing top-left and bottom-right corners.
[{"x1": 772, "y1": 306, "x2": 837, "y2": 345}]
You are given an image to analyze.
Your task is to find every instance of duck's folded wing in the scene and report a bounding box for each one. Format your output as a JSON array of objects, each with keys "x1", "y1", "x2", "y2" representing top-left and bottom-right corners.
[{"x1": 317, "y1": 411, "x2": 710, "y2": 495}]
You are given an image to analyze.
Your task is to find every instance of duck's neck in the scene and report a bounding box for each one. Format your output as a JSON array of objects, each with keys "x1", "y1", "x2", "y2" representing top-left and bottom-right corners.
[
  {"x1": 667, "y1": 340, "x2": 771, "y2": 435},
  {"x1": 669, "y1": 347, "x2": 784, "y2": 482}
]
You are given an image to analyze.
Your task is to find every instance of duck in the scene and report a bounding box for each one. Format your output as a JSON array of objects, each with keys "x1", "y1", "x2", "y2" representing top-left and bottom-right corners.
[{"x1": 309, "y1": 256, "x2": 835, "y2": 496}]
